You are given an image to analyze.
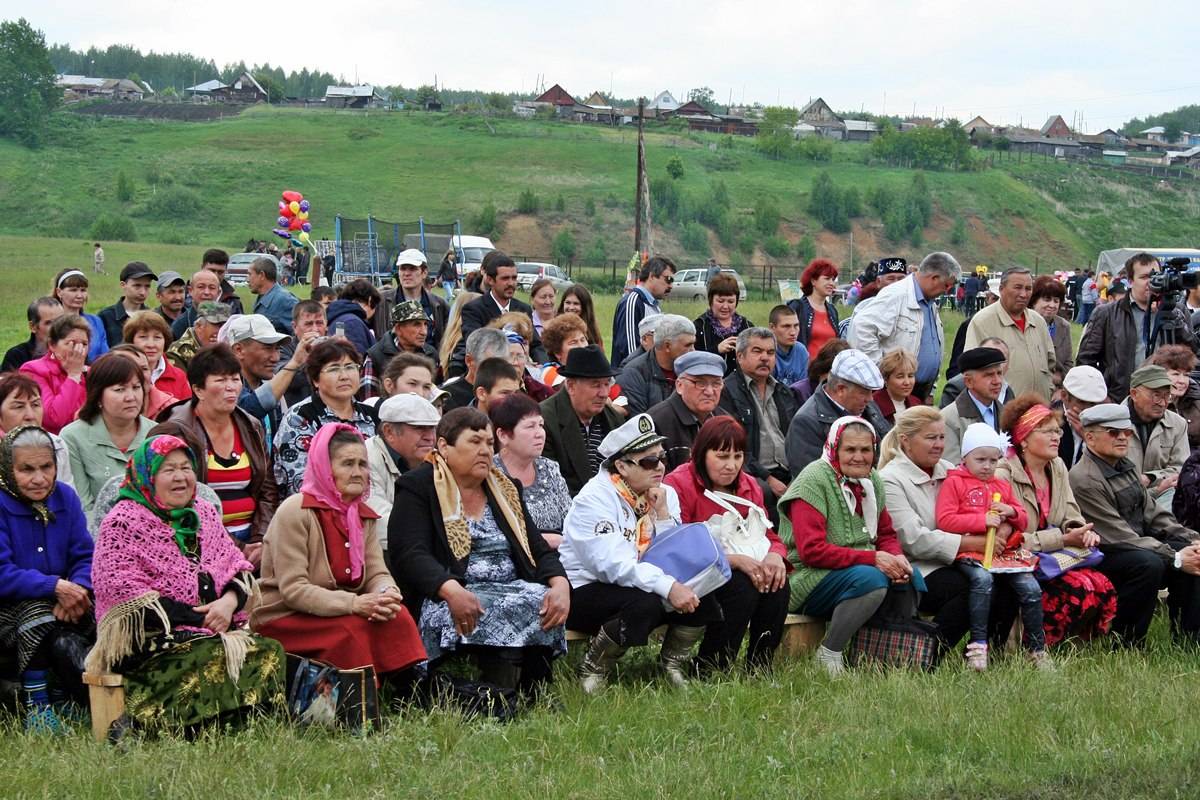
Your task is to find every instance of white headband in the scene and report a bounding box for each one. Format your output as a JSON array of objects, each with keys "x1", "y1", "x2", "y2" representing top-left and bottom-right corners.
[{"x1": 56, "y1": 270, "x2": 87, "y2": 289}]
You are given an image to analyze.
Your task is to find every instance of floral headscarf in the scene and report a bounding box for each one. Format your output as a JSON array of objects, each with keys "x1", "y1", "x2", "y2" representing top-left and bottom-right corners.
[
  {"x1": 301, "y1": 423, "x2": 371, "y2": 583},
  {"x1": 821, "y1": 415, "x2": 880, "y2": 540},
  {"x1": 117, "y1": 435, "x2": 200, "y2": 557},
  {"x1": 0, "y1": 425, "x2": 57, "y2": 524}
]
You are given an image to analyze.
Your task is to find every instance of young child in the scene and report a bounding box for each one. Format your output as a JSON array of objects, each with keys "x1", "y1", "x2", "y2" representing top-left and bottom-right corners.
[{"x1": 935, "y1": 423, "x2": 1050, "y2": 671}]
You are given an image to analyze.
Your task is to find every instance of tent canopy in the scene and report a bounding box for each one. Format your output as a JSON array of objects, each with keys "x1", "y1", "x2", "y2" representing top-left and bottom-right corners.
[{"x1": 1094, "y1": 248, "x2": 1200, "y2": 274}]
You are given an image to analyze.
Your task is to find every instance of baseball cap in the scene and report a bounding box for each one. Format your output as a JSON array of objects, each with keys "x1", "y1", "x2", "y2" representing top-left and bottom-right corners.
[
  {"x1": 194, "y1": 301, "x2": 232, "y2": 324},
  {"x1": 156, "y1": 270, "x2": 185, "y2": 289},
  {"x1": 1129, "y1": 364, "x2": 1173, "y2": 391},
  {"x1": 223, "y1": 314, "x2": 289, "y2": 345},
  {"x1": 378, "y1": 393, "x2": 440, "y2": 426},
  {"x1": 120, "y1": 262, "x2": 157, "y2": 282},
  {"x1": 395, "y1": 249, "x2": 428, "y2": 268},
  {"x1": 391, "y1": 300, "x2": 426, "y2": 325},
  {"x1": 1062, "y1": 366, "x2": 1107, "y2": 403}
]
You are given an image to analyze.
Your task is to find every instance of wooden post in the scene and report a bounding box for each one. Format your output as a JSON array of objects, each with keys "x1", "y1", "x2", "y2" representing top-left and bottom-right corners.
[
  {"x1": 83, "y1": 671, "x2": 125, "y2": 743},
  {"x1": 634, "y1": 99, "x2": 645, "y2": 254}
]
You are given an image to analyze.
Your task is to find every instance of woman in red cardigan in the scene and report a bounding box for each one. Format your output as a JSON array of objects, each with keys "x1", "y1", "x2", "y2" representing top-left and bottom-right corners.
[
  {"x1": 873, "y1": 349, "x2": 923, "y2": 423},
  {"x1": 663, "y1": 416, "x2": 790, "y2": 672}
]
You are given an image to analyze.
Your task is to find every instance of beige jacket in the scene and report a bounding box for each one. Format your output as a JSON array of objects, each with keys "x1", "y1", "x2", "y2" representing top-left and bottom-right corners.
[
  {"x1": 964, "y1": 302, "x2": 1056, "y2": 401},
  {"x1": 879, "y1": 452, "x2": 961, "y2": 576},
  {"x1": 364, "y1": 434, "x2": 401, "y2": 547},
  {"x1": 1124, "y1": 402, "x2": 1190, "y2": 485},
  {"x1": 996, "y1": 455, "x2": 1084, "y2": 552},
  {"x1": 250, "y1": 493, "x2": 397, "y2": 628},
  {"x1": 940, "y1": 391, "x2": 999, "y2": 465}
]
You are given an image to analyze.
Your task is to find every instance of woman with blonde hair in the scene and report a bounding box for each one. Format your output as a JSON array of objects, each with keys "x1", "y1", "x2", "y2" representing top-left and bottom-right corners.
[
  {"x1": 439, "y1": 291, "x2": 481, "y2": 379},
  {"x1": 874, "y1": 349, "x2": 922, "y2": 423}
]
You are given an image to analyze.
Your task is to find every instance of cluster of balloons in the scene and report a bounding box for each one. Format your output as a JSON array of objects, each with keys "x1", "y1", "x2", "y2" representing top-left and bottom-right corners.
[{"x1": 273, "y1": 190, "x2": 312, "y2": 248}]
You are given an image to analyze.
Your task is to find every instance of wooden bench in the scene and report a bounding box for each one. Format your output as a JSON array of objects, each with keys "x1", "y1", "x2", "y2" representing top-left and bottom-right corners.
[
  {"x1": 82, "y1": 671, "x2": 124, "y2": 743},
  {"x1": 566, "y1": 613, "x2": 826, "y2": 655}
]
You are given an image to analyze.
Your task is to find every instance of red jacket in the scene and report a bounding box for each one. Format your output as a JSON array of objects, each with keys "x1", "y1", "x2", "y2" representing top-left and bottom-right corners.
[
  {"x1": 662, "y1": 461, "x2": 788, "y2": 561},
  {"x1": 19, "y1": 353, "x2": 85, "y2": 435},
  {"x1": 935, "y1": 464, "x2": 1028, "y2": 535},
  {"x1": 787, "y1": 498, "x2": 902, "y2": 570},
  {"x1": 155, "y1": 361, "x2": 193, "y2": 404}
]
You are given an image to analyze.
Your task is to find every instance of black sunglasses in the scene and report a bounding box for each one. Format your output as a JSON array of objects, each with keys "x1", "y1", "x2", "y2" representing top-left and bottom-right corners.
[{"x1": 623, "y1": 454, "x2": 667, "y2": 469}]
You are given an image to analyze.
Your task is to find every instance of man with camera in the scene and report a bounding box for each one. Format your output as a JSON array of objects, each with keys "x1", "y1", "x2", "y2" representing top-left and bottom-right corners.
[{"x1": 1077, "y1": 253, "x2": 1198, "y2": 402}]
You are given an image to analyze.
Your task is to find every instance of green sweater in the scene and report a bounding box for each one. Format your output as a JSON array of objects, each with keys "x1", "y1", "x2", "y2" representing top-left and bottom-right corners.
[{"x1": 777, "y1": 460, "x2": 884, "y2": 611}]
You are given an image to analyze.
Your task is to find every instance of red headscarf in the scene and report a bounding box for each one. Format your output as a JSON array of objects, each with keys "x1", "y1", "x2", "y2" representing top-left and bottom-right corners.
[{"x1": 301, "y1": 423, "x2": 371, "y2": 583}]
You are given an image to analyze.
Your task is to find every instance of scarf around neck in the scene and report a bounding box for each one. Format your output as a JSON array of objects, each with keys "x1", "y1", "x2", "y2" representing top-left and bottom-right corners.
[
  {"x1": 0, "y1": 425, "x2": 57, "y2": 525},
  {"x1": 118, "y1": 435, "x2": 200, "y2": 557},
  {"x1": 300, "y1": 423, "x2": 371, "y2": 583},
  {"x1": 705, "y1": 309, "x2": 743, "y2": 340},
  {"x1": 428, "y1": 450, "x2": 532, "y2": 564},
  {"x1": 610, "y1": 473, "x2": 656, "y2": 556}
]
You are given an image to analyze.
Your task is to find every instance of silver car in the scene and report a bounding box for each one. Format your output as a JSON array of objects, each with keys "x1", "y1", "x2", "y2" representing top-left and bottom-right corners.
[
  {"x1": 516, "y1": 262, "x2": 573, "y2": 292},
  {"x1": 670, "y1": 267, "x2": 748, "y2": 302},
  {"x1": 226, "y1": 252, "x2": 280, "y2": 287}
]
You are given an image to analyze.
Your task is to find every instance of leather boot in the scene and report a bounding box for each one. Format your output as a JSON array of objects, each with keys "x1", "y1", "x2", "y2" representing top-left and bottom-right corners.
[
  {"x1": 578, "y1": 628, "x2": 627, "y2": 694},
  {"x1": 659, "y1": 626, "x2": 705, "y2": 687}
]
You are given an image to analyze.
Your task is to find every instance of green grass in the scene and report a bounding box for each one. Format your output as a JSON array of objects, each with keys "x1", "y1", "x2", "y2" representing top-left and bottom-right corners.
[{"x1": 5, "y1": 625, "x2": 1200, "y2": 799}]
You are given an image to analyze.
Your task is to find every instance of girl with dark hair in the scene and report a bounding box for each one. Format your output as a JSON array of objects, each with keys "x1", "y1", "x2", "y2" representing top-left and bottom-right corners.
[
  {"x1": 557, "y1": 284, "x2": 604, "y2": 352},
  {"x1": 50, "y1": 268, "x2": 108, "y2": 362},
  {"x1": 19, "y1": 314, "x2": 91, "y2": 435},
  {"x1": 663, "y1": 416, "x2": 790, "y2": 672}
]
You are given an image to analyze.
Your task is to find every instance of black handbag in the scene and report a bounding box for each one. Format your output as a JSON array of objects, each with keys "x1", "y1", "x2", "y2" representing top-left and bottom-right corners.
[
  {"x1": 285, "y1": 654, "x2": 381, "y2": 733},
  {"x1": 422, "y1": 672, "x2": 519, "y2": 723}
]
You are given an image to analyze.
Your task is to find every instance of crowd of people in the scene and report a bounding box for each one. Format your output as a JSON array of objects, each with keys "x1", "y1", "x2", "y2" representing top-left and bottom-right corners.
[{"x1": 5, "y1": 243, "x2": 1200, "y2": 738}]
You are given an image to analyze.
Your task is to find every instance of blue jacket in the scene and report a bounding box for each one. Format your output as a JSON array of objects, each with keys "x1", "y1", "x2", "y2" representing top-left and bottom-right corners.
[
  {"x1": 326, "y1": 299, "x2": 375, "y2": 358},
  {"x1": 253, "y1": 283, "x2": 299, "y2": 336},
  {"x1": 611, "y1": 287, "x2": 660, "y2": 368},
  {"x1": 0, "y1": 483, "x2": 93, "y2": 601}
]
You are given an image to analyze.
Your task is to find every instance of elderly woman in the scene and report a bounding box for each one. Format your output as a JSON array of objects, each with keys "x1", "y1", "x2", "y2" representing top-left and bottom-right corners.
[
  {"x1": 534, "y1": 312, "x2": 590, "y2": 389},
  {"x1": 874, "y1": 349, "x2": 922, "y2": 424},
  {"x1": 489, "y1": 312, "x2": 553, "y2": 401},
  {"x1": 529, "y1": 278, "x2": 558, "y2": 338},
  {"x1": 693, "y1": 272, "x2": 753, "y2": 375},
  {"x1": 274, "y1": 339, "x2": 377, "y2": 497},
  {"x1": 390, "y1": 408, "x2": 569, "y2": 694},
  {"x1": 779, "y1": 416, "x2": 921, "y2": 675},
  {"x1": 162, "y1": 344, "x2": 279, "y2": 568},
  {"x1": 0, "y1": 373, "x2": 74, "y2": 487},
  {"x1": 560, "y1": 413, "x2": 723, "y2": 692},
  {"x1": 663, "y1": 416, "x2": 790, "y2": 672},
  {"x1": 558, "y1": 284, "x2": 604, "y2": 351},
  {"x1": 251, "y1": 424, "x2": 425, "y2": 679},
  {"x1": 60, "y1": 353, "x2": 155, "y2": 511},
  {"x1": 996, "y1": 394, "x2": 1116, "y2": 646},
  {"x1": 123, "y1": 310, "x2": 192, "y2": 403},
  {"x1": 0, "y1": 426, "x2": 94, "y2": 733},
  {"x1": 1149, "y1": 345, "x2": 1200, "y2": 449},
  {"x1": 19, "y1": 314, "x2": 89, "y2": 435},
  {"x1": 88, "y1": 435, "x2": 284, "y2": 730},
  {"x1": 1030, "y1": 276, "x2": 1074, "y2": 371},
  {"x1": 51, "y1": 268, "x2": 108, "y2": 362},
  {"x1": 788, "y1": 258, "x2": 841, "y2": 361},
  {"x1": 107, "y1": 344, "x2": 176, "y2": 421},
  {"x1": 490, "y1": 393, "x2": 572, "y2": 549}
]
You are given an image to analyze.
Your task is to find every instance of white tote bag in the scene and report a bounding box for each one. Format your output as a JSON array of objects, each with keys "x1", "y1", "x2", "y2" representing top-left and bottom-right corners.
[{"x1": 702, "y1": 490, "x2": 771, "y2": 561}]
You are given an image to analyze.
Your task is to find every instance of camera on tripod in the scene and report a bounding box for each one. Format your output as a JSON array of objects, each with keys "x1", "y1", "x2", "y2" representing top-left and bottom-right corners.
[{"x1": 1149, "y1": 257, "x2": 1200, "y2": 296}]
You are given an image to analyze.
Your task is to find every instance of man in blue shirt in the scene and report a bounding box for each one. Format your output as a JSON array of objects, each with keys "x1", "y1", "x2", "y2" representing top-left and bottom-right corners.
[
  {"x1": 249, "y1": 257, "x2": 298, "y2": 336},
  {"x1": 911, "y1": 275, "x2": 945, "y2": 400},
  {"x1": 611, "y1": 255, "x2": 676, "y2": 367}
]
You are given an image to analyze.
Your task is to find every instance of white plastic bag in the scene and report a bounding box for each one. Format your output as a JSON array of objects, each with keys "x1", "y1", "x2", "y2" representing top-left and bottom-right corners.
[{"x1": 702, "y1": 490, "x2": 771, "y2": 561}]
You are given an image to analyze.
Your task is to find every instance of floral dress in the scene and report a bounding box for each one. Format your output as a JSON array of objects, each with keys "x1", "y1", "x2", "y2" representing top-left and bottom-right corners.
[
  {"x1": 418, "y1": 505, "x2": 565, "y2": 662},
  {"x1": 493, "y1": 455, "x2": 571, "y2": 534},
  {"x1": 273, "y1": 397, "x2": 376, "y2": 497}
]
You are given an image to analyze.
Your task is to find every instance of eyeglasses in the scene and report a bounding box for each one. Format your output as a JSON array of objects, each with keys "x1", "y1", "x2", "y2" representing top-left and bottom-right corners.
[
  {"x1": 1101, "y1": 428, "x2": 1133, "y2": 439},
  {"x1": 321, "y1": 363, "x2": 362, "y2": 376},
  {"x1": 623, "y1": 454, "x2": 667, "y2": 470},
  {"x1": 1033, "y1": 426, "x2": 1062, "y2": 437},
  {"x1": 681, "y1": 377, "x2": 723, "y2": 393}
]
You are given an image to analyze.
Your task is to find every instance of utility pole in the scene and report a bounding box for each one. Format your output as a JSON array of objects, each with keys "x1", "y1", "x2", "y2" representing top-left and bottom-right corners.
[{"x1": 634, "y1": 98, "x2": 645, "y2": 254}]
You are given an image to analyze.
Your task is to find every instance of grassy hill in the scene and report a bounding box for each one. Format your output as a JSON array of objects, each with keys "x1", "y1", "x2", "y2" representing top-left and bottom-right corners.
[{"x1": 1, "y1": 106, "x2": 1196, "y2": 275}]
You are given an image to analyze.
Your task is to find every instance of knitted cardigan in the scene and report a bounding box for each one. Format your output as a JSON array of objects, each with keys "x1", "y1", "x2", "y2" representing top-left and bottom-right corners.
[{"x1": 777, "y1": 459, "x2": 885, "y2": 609}]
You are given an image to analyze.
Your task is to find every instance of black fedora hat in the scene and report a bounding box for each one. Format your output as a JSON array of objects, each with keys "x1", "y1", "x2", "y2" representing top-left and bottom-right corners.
[{"x1": 558, "y1": 345, "x2": 618, "y2": 378}]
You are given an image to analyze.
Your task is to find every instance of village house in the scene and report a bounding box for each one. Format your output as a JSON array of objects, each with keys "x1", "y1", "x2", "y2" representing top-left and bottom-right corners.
[
  {"x1": 324, "y1": 85, "x2": 390, "y2": 109},
  {"x1": 57, "y1": 75, "x2": 151, "y2": 102},
  {"x1": 185, "y1": 71, "x2": 268, "y2": 103}
]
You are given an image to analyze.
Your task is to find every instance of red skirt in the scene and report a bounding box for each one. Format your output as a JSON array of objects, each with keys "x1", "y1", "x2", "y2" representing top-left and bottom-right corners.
[{"x1": 256, "y1": 609, "x2": 426, "y2": 675}]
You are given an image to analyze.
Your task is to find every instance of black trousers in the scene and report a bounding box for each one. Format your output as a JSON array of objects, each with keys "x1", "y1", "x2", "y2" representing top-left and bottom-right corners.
[
  {"x1": 1097, "y1": 548, "x2": 1166, "y2": 646},
  {"x1": 568, "y1": 583, "x2": 723, "y2": 648},
  {"x1": 697, "y1": 571, "x2": 790, "y2": 671},
  {"x1": 918, "y1": 567, "x2": 1016, "y2": 653},
  {"x1": 1166, "y1": 567, "x2": 1200, "y2": 644}
]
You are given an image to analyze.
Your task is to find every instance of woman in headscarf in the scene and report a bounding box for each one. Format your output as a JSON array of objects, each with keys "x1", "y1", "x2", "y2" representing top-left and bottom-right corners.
[
  {"x1": 778, "y1": 416, "x2": 922, "y2": 676},
  {"x1": 0, "y1": 426, "x2": 94, "y2": 733},
  {"x1": 251, "y1": 424, "x2": 426, "y2": 680},
  {"x1": 88, "y1": 435, "x2": 284, "y2": 731},
  {"x1": 391, "y1": 408, "x2": 569, "y2": 696}
]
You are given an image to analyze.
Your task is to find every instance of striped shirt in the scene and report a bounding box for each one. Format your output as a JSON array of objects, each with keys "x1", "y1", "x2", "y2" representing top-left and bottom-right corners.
[
  {"x1": 610, "y1": 286, "x2": 660, "y2": 367},
  {"x1": 580, "y1": 417, "x2": 607, "y2": 476},
  {"x1": 206, "y1": 424, "x2": 256, "y2": 542}
]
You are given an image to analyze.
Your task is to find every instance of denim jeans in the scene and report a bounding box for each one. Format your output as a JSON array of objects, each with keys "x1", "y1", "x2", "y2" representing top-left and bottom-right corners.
[{"x1": 958, "y1": 562, "x2": 1046, "y2": 651}]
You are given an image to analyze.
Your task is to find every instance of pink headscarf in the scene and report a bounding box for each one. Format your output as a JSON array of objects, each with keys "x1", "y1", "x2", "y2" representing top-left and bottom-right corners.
[{"x1": 301, "y1": 422, "x2": 371, "y2": 583}]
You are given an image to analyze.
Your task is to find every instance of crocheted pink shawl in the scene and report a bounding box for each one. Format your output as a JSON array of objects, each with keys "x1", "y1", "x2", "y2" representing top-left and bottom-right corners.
[{"x1": 92, "y1": 496, "x2": 253, "y2": 629}]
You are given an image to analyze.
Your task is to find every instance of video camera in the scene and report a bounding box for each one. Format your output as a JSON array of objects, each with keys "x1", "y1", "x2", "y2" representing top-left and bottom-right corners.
[{"x1": 1149, "y1": 257, "x2": 1200, "y2": 295}]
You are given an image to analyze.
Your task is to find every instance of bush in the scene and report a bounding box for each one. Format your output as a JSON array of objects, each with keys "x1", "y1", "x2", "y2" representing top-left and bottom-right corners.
[
  {"x1": 140, "y1": 185, "x2": 203, "y2": 220},
  {"x1": 473, "y1": 202, "x2": 498, "y2": 237},
  {"x1": 737, "y1": 234, "x2": 757, "y2": 256},
  {"x1": 867, "y1": 184, "x2": 896, "y2": 218},
  {"x1": 649, "y1": 177, "x2": 681, "y2": 223},
  {"x1": 763, "y1": 236, "x2": 790, "y2": 258},
  {"x1": 842, "y1": 187, "x2": 863, "y2": 219},
  {"x1": 115, "y1": 170, "x2": 134, "y2": 202},
  {"x1": 797, "y1": 135, "x2": 834, "y2": 162},
  {"x1": 808, "y1": 172, "x2": 849, "y2": 233},
  {"x1": 517, "y1": 189, "x2": 540, "y2": 214},
  {"x1": 584, "y1": 197, "x2": 596, "y2": 217},
  {"x1": 554, "y1": 194, "x2": 566, "y2": 213},
  {"x1": 584, "y1": 237, "x2": 607, "y2": 264},
  {"x1": 753, "y1": 197, "x2": 781, "y2": 236},
  {"x1": 666, "y1": 156, "x2": 684, "y2": 180},
  {"x1": 604, "y1": 192, "x2": 620, "y2": 208},
  {"x1": 551, "y1": 228, "x2": 577, "y2": 264},
  {"x1": 715, "y1": 213, "x2": 736, "y2": 247},
  {"x1": 909, "y1": 226, "x2": 924, "y2": 247},
  {"x1": 884, "y1": 206, "x2": 909, "y2": 242},
  {"x1": 680, "y1": 221, "x2": 709, "y2": 255},
  {"x1": 951, "y1": 216, "x2": 967, "y2": 246},
  {"x1": 90, "y1": 213, "x2": 136, "y2": 242},
  {"x1": 796, "y1": 234, "x2": 816, "y2": 263}
]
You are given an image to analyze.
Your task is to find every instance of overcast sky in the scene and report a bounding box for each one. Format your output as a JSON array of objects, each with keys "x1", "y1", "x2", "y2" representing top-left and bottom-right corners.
[{"x1": 15, "y1": 0, "x2": 1198, "y2": 130}]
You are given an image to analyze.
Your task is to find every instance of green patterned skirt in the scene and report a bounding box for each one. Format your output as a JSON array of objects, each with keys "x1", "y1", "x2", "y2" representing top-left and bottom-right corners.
[{"x1": 122, "y1": 632, "x2": 286, "y2": 729}]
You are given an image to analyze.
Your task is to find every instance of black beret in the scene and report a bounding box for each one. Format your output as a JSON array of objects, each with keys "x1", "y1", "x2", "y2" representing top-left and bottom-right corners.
[{"x1": 959, "y1": 347, "x2": 1007, "y2": 372}]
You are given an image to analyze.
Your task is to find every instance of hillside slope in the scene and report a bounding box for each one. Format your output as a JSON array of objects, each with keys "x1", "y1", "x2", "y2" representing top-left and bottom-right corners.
[{"x1": 0, "y1": 106, "x2": 1194, "y2": 269}]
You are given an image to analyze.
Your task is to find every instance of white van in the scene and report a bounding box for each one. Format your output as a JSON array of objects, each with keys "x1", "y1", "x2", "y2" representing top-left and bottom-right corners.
[{"x1": 452, "y1": 235, "x2": 496, "y2": 276}]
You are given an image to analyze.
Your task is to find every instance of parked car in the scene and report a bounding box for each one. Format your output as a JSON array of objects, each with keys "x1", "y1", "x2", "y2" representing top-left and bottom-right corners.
[
  {"x1": 516, "y1": 262, "x2": 572, "y2": 291},
  {"x1": 452, "y1": 235, "x2": 496, "y2": 276},
  {"x1": 226, "y1": 252, "x2": 279, "y2": 287},
  {"x1": 670, "y1": 268, "x2": 748, "y2": 302}
]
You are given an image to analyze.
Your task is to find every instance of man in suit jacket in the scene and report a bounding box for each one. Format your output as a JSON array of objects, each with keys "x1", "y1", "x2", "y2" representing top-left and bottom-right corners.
[
  {"x1": 941, "y1": 347, "x2": 1007, "y2": 463},
  {"x1": 540, "y1": 346, "x2": 623, "y2": 496},
  {"x1": 648, "y1": 351, "x2": 730, "y2": 471},
  {"x1": 450, "y1": 251, "x2": 537, "y2": 374}
]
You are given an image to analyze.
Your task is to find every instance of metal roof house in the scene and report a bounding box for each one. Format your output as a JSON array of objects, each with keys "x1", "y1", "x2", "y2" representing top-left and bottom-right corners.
[{"x1": 325, "y1": 85, "x2": 390, "y2": 108}]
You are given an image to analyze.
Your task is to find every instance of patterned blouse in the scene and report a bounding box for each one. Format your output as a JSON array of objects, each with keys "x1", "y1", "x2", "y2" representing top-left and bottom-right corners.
[
  {"x1": 273, "y1": 396, "x2": 377, "y2": 497},
  {"x1": 493, "y1": 454, "x2": 572, "y2": 534}
]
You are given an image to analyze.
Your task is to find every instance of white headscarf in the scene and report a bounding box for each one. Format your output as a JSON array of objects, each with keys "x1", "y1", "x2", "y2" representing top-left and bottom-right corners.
[{"x1": 821, "y1": 415, "x2": 880, "y2": 541}]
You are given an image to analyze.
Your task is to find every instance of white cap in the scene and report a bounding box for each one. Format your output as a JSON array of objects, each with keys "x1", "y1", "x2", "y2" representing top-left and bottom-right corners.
[
  {"x1": 598, "y1": 413, "x2": 666, "y2": 459},
  {"x1": 222, "y1": 314, "x2": 289, "y2": 345},
  {"x1": 378, "y1": 393, "x2": 440, "y2": 426},
  {"x1": 986, "y1": 278, "x2": 1001, "y2": 296},
  {"x1": 395, "y1": 249, "x2": 428, "y2": 268},
  {"x1": 960, "y1": 422, "x2": 1010, "y2": 458},
  {"x1": 638, "y1": 312, "x2": 663, "y2": 338},
  {"x1": 1063, "y1": 365, "x2": 1108, "y2": 403},
  {"x1": 829, "y1": 349, "x2": 884, "y2": 391}
]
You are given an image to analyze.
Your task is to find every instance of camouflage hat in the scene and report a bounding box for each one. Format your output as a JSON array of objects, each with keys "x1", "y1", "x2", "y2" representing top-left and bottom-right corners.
[
  {"x1": 195, "y1": 301, "x2": 232, "y2": 324},
  {"x1": 391, "y1": 300, "x2": 426, "y2": 325}
]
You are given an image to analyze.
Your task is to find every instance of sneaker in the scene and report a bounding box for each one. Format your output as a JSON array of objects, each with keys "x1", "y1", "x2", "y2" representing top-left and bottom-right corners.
[
  {"x1": 1027, "y1": 649, "x2": 1056, "y2": 672},
  {"x1": 24, "y1": 704, "x2": 67, "y2": 735},
  {"x1": 814, "y1": 645, "x2": 845, "y2": 677},
  {"x1": 965, "y1": 641, "x2": 988, "y2": 672}
]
